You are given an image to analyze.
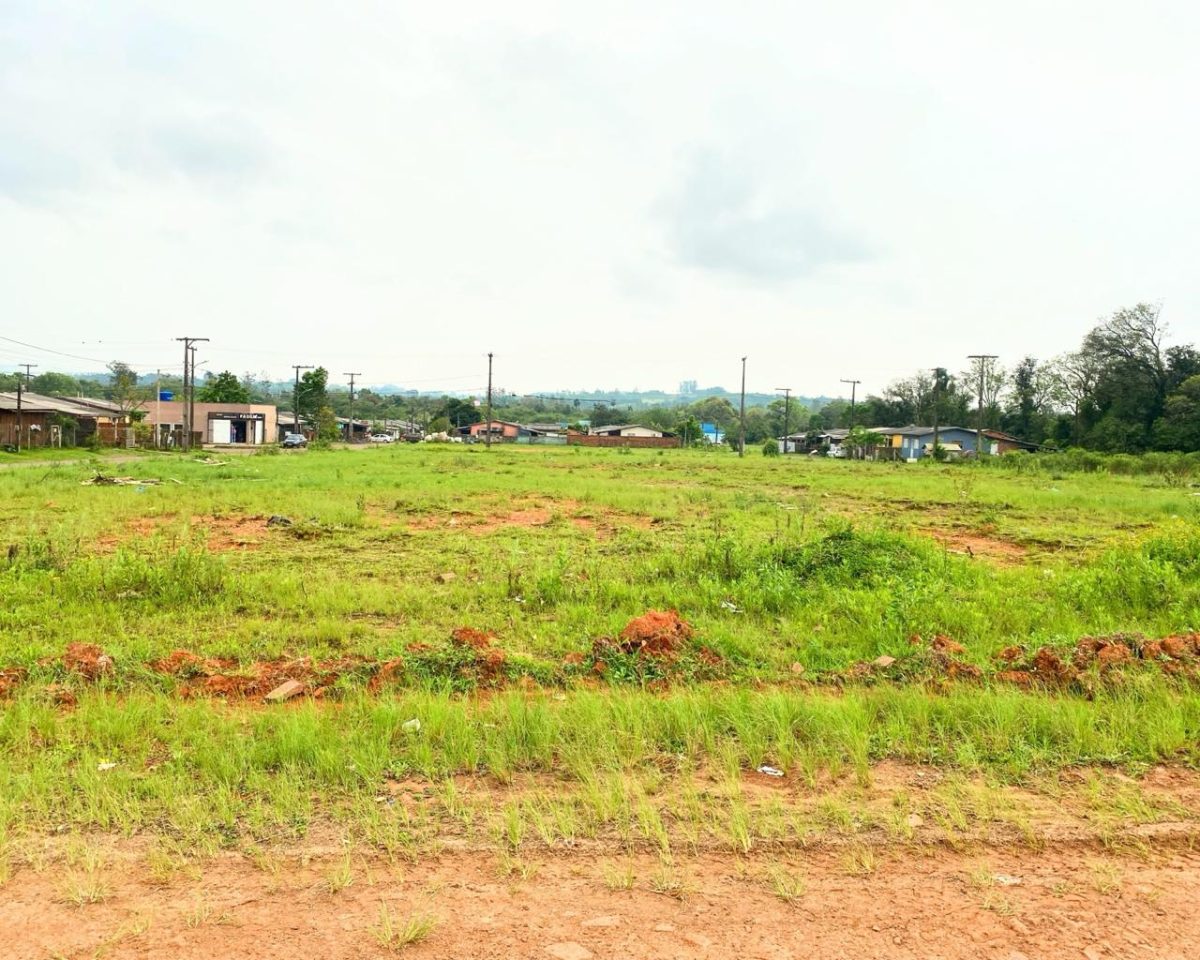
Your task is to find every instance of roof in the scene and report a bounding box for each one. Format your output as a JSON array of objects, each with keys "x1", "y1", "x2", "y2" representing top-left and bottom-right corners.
[
  {"x1": 0, "y1": 391, "x2": 125, "y2": 418},
  {"x1": 56, "y1": 395, "x2": 125, "y2": 414},
  {"x1": 588, "y1": 424, "x2": 660, "y2": 435},
  {"x1": 887, "y1": 425, "x2": 974, "y2": 437}
]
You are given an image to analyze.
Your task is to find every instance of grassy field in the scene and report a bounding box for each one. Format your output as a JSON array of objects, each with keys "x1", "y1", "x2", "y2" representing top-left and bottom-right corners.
[{"x1": 3, "y1": 444, "x2": 1200, "y2": 868}]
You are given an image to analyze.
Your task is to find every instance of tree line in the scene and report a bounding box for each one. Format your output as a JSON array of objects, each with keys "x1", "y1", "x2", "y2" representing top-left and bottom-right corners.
[{"x1": 4, "y1": 302, "x2": 1196, "y2": 452}]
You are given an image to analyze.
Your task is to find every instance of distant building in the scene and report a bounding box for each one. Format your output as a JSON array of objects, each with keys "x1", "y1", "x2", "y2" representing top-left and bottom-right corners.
[
  {"x1": 588, "y1": 424, "x2": 665, "y2": 438},
  {"x1": 0, "y1": 391, "x2": 131, "y2": 448},
  {"x1": 141, "y1": 400, "x2": 277, "y2": 447},
  {"x1": 700, "y1": 422, "x2": 724, "y2": 444},
  {"x1": 882, "y1": 426, "x2": 1037, "y2": 459},
  {"x1": 570, "y1": 424, "x2": 679, "y2": 449}
]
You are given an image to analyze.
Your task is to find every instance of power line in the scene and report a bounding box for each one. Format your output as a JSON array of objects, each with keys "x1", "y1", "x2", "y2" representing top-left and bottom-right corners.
[{"x1": 0, "y1": 335, "x2": 182, "y2": 370}]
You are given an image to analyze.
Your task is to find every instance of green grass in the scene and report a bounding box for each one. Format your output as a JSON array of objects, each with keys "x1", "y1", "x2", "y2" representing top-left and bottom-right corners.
[{"x1": 2, "y1": 444, "x2": 1200, "y2": 849}]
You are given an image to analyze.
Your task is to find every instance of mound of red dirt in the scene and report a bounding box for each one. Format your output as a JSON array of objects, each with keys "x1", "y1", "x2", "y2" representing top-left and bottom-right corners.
[
  {"x1": 368, "y1": 657, "x2": 406, "y2": 692},
  {"x1": 0, "y1": 667, "x2": 26, "y2": 699},
  {"x1": 451, "y1": 627, "x2": 498, "y2": 651},
  {"x1": 157, "y1": 653, "x2": 368, "y2": 700},
  {"x1": 450, "y1": 627, "x2": 507, "y2": 680},
  {"x1": 62, "y1": 643, "x2": 114, "y2": 680},
  {"x1": 617, "y1": 610, "x2": 693, "y2": 659},
  {"x1": 151, "y1": 650, "x2": 236, "y2": 677},
  {"x1": 929, "y1": 634, "x2": 967, "y2": 655}
]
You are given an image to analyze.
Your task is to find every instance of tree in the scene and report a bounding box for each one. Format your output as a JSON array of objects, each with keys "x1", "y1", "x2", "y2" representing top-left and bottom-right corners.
[
  {"x1": 844, "y1": 426, "x2": 884, "y2": 459},
  {"x1": 1046, "y1": 351, "x2": 1102, "y2": 444},
  {"x1": 107, "y1": 362, "x2": 147, "y2": 418},
  {"x1": 675, "y1": 414, "x2": 702, "y2": 446},
  {"x1": 441, "y1": 396, "x2": 482, "y2": 429},
  {"x1": 958, "y1": 358, "x2": 1008, "y2": 432},
  {"x1": 1081, "y1": 303, "x2": 1170, "y2": 449},
  {"x1": 589, "y1": 403, "x2": 627, "y2": 428},
  {"x1": 315, "y1": 405, "x2": 340, "y2": 442},
  {"x1": 198, "y1": 370, "x2": 251, "y2": 403},
  {"x1": 1002, "y1": 356, "x2": 1060, "y2": 442},
  {"x1": 297, "y1": 367, "x2": 330, "y2": 423},
  {"x1": 1154, "y1": 375, "x2": 1200, "y2": 451},
  {"x1": 688, "y1": 396, "x2": 737, "y2": 433},
  {"x1": 32, "y1": 371, "x2": 80, "y2": 396}
]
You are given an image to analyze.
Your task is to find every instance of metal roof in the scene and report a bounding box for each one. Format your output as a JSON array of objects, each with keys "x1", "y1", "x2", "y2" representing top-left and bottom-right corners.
[{"x1": 0, "y1": 391, "x2": 123, "y2": 418}]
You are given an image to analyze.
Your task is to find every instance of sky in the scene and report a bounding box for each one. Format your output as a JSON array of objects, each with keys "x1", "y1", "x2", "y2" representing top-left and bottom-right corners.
[{"x1": 2, "y1": 1, "x2": 1198, "y2": 399}]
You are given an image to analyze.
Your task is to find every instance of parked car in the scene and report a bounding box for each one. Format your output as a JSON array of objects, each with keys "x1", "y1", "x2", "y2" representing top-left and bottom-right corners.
[
  {"x1": 369, "y1": 434, "x2": 394, "y2": 443},
  {"x1": 281, "y1": 433, "x2": 308, "y2": 448}
]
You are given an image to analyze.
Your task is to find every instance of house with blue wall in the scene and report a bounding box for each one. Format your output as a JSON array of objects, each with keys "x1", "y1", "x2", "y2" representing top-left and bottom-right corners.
[{"x1": 886, "y1": 425, "x2": 983, "y2": 460}]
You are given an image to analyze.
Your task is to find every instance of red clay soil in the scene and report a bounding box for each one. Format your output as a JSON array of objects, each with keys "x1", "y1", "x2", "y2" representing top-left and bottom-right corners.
[
  {"x1": 94, "y1": 514, "x2": 277, "y2": 553},
  {"x1": 617, "y1": 610, "x2": 693, "y2": 659},
  {"x1": 151, "y1": 650, "x2": 369, "y2": 700},
  {"x1": 406, "y1": 499, "x2": 653, "y2": 538},
  {"x1": 922, "y1": 528, "x2": 1029, "y2": 564},
  {"x1": 451, "y1": 627, "x2": 499, "y2": 651},
  {"x1": 62, "y1": 642, "x2": 115, "y2": 680},
  {"x1": 4, "y1": 843, "x2": 1200, "y2": 959},
  {"x1": 994, "y1": 633, "x2": 1200, "y2": 688},
  {"x1": 450, "y1": 628, "x2": 507, "y2": 680},
  {"x1": 0, "y1": 667, "x2": 25, "y2": 698}
]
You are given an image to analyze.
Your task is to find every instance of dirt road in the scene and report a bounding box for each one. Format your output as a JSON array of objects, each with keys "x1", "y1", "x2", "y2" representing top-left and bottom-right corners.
[{"x1": 3, "y1": 842, "x2": 1196, "y2": 959}]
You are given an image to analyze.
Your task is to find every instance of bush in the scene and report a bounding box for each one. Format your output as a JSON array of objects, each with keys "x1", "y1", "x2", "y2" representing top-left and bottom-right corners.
[
  {"x1": 770, "y1": 524, "x2": 934, "y2": 587},
  {"x1": 762, "y1": 440, "x2": 780, "y2": 457}
]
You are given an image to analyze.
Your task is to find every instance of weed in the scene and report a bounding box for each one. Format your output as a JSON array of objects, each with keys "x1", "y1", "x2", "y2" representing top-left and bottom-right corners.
[
  {"x1": 766, "y1": 865, "x2": 806, "y2": 904},
  {"x1": 325, "y1": 854, "x2": 355, "y2": 894},
  {"x1": 649, "y1": 864, "x2": 690, "y2": 899},
  {"x1": 601, "y1": 860, "x2": 636, "y2": 891},
  {"x1": 841, "y1": 845, "x2": 878, "y2": 877},
  {"x1": 373, "y1": 906, "x2": 438, "y2": 952}
]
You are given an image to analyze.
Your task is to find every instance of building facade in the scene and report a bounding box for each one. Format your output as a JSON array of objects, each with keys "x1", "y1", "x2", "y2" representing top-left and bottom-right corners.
[{"x1": 140, "y1": 401, "x2": 277, "y2": 447}]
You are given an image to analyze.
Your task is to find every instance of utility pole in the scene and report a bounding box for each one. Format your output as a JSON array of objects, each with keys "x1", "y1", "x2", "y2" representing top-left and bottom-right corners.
[
  {"x1": 155, "y1": 369, "x2": 161, "y2": 448},
  {"x1": 485, "y1": 352, "x2": 494, "y2": 449},
  {"x1": 840, "y1": 379, "x2": 861, "y2": 427},
  {"x1": 13, "y1": 365, "x2": 35, "y2": 453},
  {"x1": 188, "y1": 345, "x2": 198, "y2": 449},
  {"x1": 776, "y1": 387, "x2": 792, "y2": 453},
  {"x1": 738, "y1": 356, "x2": 747, "y2": 458},
  {"x1": 930, "y1": 368, "x2": 943, "y2": 460},
  {"x1": 344, "y1": 372, "x2": 361, "y2": 443},
  {"x1": 292, "y1": 365, "x2": 314, "y2": 439},
  {"x1": 175, "y1": 337, "x2": 209, "y2": 451},
  {"x1": 967, "y1": 354, "x2": 998, "y2": 458}
]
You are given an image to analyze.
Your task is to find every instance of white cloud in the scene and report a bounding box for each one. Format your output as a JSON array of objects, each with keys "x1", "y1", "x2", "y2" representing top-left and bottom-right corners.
[{"x1": 0, "y1": 1, "x2": 1197, "y2": 397}]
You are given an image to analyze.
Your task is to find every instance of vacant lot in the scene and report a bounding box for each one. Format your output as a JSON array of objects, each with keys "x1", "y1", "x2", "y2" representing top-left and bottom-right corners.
[{"x1": 2, "y1": 446, "x2": 1200, "y2": 958}]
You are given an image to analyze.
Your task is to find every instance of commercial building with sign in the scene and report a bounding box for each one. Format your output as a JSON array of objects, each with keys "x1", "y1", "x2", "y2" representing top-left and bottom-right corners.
[{"x1": 139, "y1": 400, "x2": 277, "y2": 447}]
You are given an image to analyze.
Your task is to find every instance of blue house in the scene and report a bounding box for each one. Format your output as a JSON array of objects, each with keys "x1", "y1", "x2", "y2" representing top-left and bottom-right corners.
[
  {"x1": 884, "y1": 425, "x2": 983, "y2": 460},
  {"x1": 700, "y1": 421, "x2": 724, "y2": 444}
]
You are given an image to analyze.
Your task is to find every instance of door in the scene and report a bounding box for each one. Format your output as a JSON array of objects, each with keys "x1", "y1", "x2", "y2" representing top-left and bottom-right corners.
[{"x1": 211, "y1": 419, "x2": 231, "y2": 444}]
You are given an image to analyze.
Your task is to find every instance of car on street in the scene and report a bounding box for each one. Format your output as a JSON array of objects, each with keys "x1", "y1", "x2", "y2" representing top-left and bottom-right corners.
[
  {"x1": 281, "y1": 433, "x2": 308, "y2": 448},
  {"x1": 369, "y1": 434, "x2": 394, "y2": 443}
]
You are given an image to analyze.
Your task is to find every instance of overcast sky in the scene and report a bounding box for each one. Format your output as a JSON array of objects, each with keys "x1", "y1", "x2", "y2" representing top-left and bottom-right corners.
[{"x1": 2, "y1": 1, "x2": 1197, "y2": 398}]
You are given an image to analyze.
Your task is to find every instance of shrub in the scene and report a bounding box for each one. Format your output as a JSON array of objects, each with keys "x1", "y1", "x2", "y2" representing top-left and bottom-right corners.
[{"x1": 762, "y1": 440, "x2": 780, "y2": 457}]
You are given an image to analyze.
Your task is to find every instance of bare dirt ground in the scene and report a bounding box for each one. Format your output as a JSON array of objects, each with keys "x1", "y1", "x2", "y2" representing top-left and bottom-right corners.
[
  {"x1": 920, "y1": 527, "x2": 1029, "y2": 564},
  {"x1": 3, "y1": 842, "x2": 1198, "y2": 959}
]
